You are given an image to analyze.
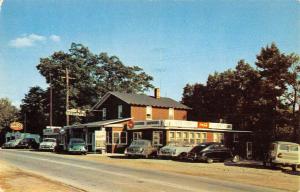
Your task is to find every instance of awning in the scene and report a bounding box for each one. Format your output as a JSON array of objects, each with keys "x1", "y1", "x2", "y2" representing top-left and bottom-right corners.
[
  {"x1": 64, "y1": 118, "x2": 132, "y2": 129},
  {"x1": 129, "y1": 126, "x2": 252, "y2": 133}
]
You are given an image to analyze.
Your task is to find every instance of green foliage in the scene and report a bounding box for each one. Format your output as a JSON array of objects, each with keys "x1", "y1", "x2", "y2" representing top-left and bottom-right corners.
[
  {"x1": 0, "y1": 98, "x2": 19, "y2": 145},
  {"x1": 20, "y1": 86, "x2": 48, "y2": 135},
  {"x1": 182, "y1": 43, "x2": 300, "y2": 157},
  {"x1": 20, "y1": 43, "x2": 154, "y2": 129},
  {"x1": 0, "y1": 98, "x2": 18, "y2": 130}
]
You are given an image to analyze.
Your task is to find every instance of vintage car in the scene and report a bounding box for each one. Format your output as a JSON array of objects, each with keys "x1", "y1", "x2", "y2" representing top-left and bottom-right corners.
[
  {"x1": 67, "y1": 138, "x2": 87, "y2": 155},
  {"x1": 2, "y1": 139, "x2": 23, "y2": 149},
  {"x1": 263, "y1": 141, "x2": 300, "y2": 171},
  {"x1": 158, "y1": 141, "x2": 193, "y2": 159},
  {"x1": 16, "y1": 138, "x2": 40, "y2": 149},
  {"x1": 39, "y1": 138, "x2": 57, "y2": 151},
  {"x1": 125, "y1": 139, "x2": 158, "y2": 158},
  {"x1": 187, "y1": 142, "x2": 239, "y2": 163}
]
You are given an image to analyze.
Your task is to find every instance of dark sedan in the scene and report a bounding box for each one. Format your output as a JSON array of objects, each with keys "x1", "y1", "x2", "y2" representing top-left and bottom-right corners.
[
  {"x1": 16, "y1": 138, "x2": 40, "y2": 149},
  {"x1": 186, "y1": 142, "x2": 239, "y2": 163}
]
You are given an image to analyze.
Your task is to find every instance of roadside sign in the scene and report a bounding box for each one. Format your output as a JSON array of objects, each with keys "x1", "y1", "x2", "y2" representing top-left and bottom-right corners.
[
  {"x1": 10, "y1": 122, "x2": 23, "y2": 131},
  {"x1": 93, "y1": 130, "x2": 106, "y2": 151},
  {"x1": 66, "y1": 109, "x2": 86, "y2": 116}
]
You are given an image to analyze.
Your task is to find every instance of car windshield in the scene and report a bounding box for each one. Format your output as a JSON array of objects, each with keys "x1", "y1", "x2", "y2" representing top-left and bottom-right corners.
[
  {"x1": 131, "y1": 140, "x2": 148, "y2": 146},
  {"x1": 43, "y1": 138, "x2": 56, "y2": 142},
  {"x1": 191, "y1": 143, "x2": 211, "y2": 152},
  {"x1": 12, "y1": 139, "x2": 22, "y2": 143},
  {"x1": 70, "y1": 139, "x2": 85, "y2": 145},
  {"x1": 166, "y1": 141, "x2": 189, "y2": 147}
]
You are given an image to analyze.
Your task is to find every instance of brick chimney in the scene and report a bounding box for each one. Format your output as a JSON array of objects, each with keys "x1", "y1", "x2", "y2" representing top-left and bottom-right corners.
[{"x1": 154, "y1": 88, "x2": 160, "y2": 99}]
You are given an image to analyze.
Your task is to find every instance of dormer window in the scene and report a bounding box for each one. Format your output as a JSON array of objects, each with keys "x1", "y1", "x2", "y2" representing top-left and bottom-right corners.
[
  {"x1": 146, "y1": 106, "x2": 152, "y2": 120},
  {"x1": 118, "y1": 105, "x2": 123, "y2": 119}
]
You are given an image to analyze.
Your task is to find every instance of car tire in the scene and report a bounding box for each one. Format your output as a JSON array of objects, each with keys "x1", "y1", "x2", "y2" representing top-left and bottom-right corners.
[
  {"x1": 232, "y1": 155, "x2": 240, "y2": 163},
  {"x1": 177, "y1": 153, "x2": 187, "y2": 161},
  {"x1": 292, "y1": 165, "x2": 297, "y2": 171},
  {"x1": 206, "y1": 158, "x2": 213, "y2": 164}
]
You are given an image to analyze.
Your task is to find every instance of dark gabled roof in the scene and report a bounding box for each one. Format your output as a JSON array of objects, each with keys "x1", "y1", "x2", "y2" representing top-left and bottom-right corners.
[{"x1": 93, "y1": 92, "x2": 191, "y2": 110}]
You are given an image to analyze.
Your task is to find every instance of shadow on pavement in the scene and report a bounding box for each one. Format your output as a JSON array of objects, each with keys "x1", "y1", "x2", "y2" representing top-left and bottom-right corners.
[{"x1": 225, "y1": 161, "x2": 300, "y2": 176}]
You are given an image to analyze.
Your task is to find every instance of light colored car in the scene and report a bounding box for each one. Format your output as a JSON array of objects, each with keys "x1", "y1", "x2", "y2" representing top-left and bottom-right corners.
[
  {"x1": 39, "y1": 138, "x2": 57, "y2": 151},
  {"x1": 263, "y1": 141, "x2": 300, "y2": 171},
  {"x1": 125, "y1": 139, "x2": 157, "y2": 158},
  {"x1": 158, "y1": 142, "x2": 193, "y2": 159},
  {"x1": 2, "y1": 139, "x2": 22, "y2": 148},
  {"x1": 67, "y1": 138, "x2": 87, "y2": 155}
]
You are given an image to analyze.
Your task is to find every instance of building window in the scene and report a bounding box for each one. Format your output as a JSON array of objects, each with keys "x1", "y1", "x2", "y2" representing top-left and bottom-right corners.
[
  {"x1": 176, "y1": 132, "x2": 182, "y2": 143},
  {"x1": 118, "y1": 105, "x2": 123, "y2": 119},
  {"x1": 133, "y1": 132, "x2": 142, "y2": 140},
  {"x1": 169, "y1": 131, "x2": 175, "y2": 143},
  {"x1": 146, "y1": 106, "x2": 152, "y2": 120},
  {"x1": 168, "y1": 108, "x2": 174, "y2": 120},
  {"x1": 213, "y1": 133, "x2": 224, "y2": 143},
  {"x1": 112, "y1": 131, "x2": 127, "y2": 145},
  {"x1": 153, "y1": 131, "x2": 163, "y2": 146},
  {"x1": 189, "y1": 132, "x2": 195, "y2": 144},
  {"x1": 233, "y1": 133, "x2": 239, "y2": 142},
  {"x1": 183, "y1": 132, "x2": 189, "y2": 144},
  {"x1": 102, "y1": 108, "x2": 107, "y2": 120},
  {"x1": 201, "y1": 132, "x2": 207, "y2": 143},
  {"x1": 196, "y1": 133, "x2": 201, "y2": 144}
]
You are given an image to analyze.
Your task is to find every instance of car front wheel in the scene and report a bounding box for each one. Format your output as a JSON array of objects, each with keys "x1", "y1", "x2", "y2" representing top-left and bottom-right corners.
[{"x1": 206, "y1": 158, "x2": 213, "y2": 163}]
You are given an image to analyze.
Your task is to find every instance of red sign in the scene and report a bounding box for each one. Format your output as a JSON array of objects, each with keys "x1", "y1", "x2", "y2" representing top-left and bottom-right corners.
[
  {"x1": 127, "y1": 120, "x2": 134, "y2": 129},
  {"x1": 198, "y1": 122, "x2": 209, "y2": 128},
  {"x1": 10, "y1": 122, "x2": 23, "y2": 131}
]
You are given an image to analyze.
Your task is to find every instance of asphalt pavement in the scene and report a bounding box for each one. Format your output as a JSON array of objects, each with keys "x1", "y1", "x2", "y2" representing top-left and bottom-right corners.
[{"x1": 0, "y1": 149, "x2": 285, "y2": 192}]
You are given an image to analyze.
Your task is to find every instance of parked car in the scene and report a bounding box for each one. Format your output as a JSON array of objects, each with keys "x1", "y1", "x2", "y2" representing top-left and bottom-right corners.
[
  {"x1": 158, "y1": 141, "x2": 193, "y2": 159},
  {"x1": 39, "y1": 138, "x2": 57, "y2": 151},
  {"x1": 67, "y1": 138, "x2": 87, "y2": 155},
  {"x1": 125, "y1": 139, "x2": 158, "y2": 158},
  {"x1": 187, "y1": 142, "x2": 239, "y2": 163},
  {"x1": 2, "y1": 139, "x2": 23, "y2": 149},
  {"x1": 16, "y1": 138, "x2": 39, "y2": 149},
  {"x1": 263, "y1": 141, "x2": 300, "y2": 171}
]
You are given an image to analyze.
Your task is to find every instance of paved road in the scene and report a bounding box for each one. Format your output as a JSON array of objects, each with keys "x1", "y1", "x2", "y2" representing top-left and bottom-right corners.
[{"x1": 0, "y1": 149, "x2": 284, "y2": 192}]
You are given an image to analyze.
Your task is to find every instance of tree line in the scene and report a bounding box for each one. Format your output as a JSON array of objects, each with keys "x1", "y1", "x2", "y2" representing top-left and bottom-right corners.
[{"x1": 181, "y1": 43, "x2": 300, "y2": 157}]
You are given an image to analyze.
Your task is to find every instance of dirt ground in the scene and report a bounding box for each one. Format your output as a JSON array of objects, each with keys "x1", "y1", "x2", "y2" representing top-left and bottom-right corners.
[
  {"x1": 62, "y1": 153, "x2": 300, "y2": 192},
  {"x1": 0, "y1": 160, "x2": 84, "y2": 192}
]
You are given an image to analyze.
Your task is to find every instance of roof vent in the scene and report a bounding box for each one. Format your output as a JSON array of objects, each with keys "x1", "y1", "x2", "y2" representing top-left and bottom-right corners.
[{"x1": 154, "y1": 88, "x2": 160, "y2": 99}]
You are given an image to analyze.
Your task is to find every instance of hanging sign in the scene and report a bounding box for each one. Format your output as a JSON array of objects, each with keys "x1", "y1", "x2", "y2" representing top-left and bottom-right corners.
[{"x1": 66, "y1": 109, "x2": 86, "y2": 116}]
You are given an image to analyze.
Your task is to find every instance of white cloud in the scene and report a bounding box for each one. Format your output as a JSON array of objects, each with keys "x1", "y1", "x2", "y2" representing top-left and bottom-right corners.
[
  {"x1": 49, "y1": 35, "x2": 61, "y2": 42},
  {"x1": 0, "y1": 0, "x2": 4, "y2": 12},
  {"x1": 9, "y1": 34, "x2": 46, "y2": 48}
]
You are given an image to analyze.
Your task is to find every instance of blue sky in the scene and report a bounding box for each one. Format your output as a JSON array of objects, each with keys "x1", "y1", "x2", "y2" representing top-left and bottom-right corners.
[{"x1": 0, "y1": 0, "x2": 299, "y2": 107}]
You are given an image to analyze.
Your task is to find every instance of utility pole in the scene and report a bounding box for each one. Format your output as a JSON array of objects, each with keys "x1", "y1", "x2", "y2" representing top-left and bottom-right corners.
[
  {"x1": 66, "y1": 68, "x2": 70, "y2": 126},
  {"x1": 62, "y1": 68, "x2": 75, "y2": 126},
  {"x1": 49, "y1": 74, "x2": 53, "y2": 127}
]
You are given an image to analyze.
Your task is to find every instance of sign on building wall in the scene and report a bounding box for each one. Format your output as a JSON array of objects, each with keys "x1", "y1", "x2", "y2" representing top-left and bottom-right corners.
[
  {"x1": 93, "y1": 130, "x2": 106, "y2": 151},
  {"x1": 198, "y1": 122, "x2": 209, "y2": 128}
]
